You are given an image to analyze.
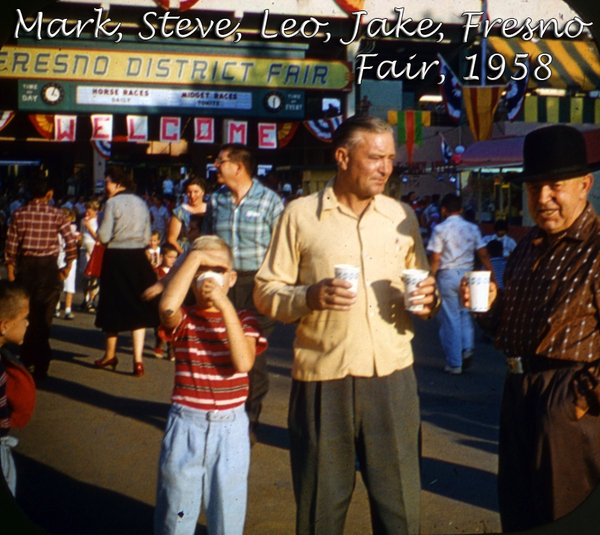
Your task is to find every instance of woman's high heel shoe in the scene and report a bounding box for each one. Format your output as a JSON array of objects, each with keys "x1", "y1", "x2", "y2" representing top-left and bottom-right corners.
[
  {"x1": 94, "y1": 356, "x2": 118, "y2": 371},
  {"x1": 133, "y1": 362, "x2": 144, "y2": 377}
]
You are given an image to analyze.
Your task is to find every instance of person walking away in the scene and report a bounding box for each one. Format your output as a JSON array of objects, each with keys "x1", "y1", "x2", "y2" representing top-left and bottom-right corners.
[
  {"x1": 461, "y1": 124, "x2": 600, "y2": 531},
  {"x1": 427, "y1": 193, "x2": 493, "y2": 374},
  {"x1": 4, "y1": 178, "x2": 77, "y2": 382},
  {"x1": 203, "y1": 143, "x2": 284, "y2": 443},
  {"x1": 94, "y1": 167, "x2": 159, "y2": 377},
  {"x1": 154, "y1": 235, "x2": 266, "y2": 535},
  {"x1": 254, "y1": 116, "x2": 439, "y2": 535}
]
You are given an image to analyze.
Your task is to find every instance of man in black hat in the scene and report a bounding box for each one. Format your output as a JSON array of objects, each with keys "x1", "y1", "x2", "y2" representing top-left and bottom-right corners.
[{"x1": 462, "y1": 124, "x2": 600, "y2": 531}]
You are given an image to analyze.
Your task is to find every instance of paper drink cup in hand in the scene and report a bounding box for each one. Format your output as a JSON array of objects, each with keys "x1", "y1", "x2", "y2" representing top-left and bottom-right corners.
[
  {"x1": 467, "y1": 271, "x2": 491, "y2": 312},
  {"x1": 402, "y1": 269, "x2": 429, "y2": 312},
  {"x1": 196, "y1": 271, "x2": 225, "y2": 288},
  {"x1": 334, "y1": 264, "x2": 360, "y2": 295}
]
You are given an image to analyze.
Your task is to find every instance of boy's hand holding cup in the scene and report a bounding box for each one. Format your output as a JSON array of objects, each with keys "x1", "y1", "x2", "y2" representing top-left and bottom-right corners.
[{"x1": 197, "y1": 271, "x2": 227, "y2": 309}]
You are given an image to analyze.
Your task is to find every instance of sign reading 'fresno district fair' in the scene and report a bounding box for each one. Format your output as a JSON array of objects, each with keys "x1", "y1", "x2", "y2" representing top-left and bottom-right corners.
[{"x1": 0, "y1": 45, "x2": 352, "y2": 91}]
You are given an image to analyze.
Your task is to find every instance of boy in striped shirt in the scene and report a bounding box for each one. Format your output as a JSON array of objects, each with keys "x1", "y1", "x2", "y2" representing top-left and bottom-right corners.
[{"x1": 154, "y1": 235, "x2": 267, "y2": 535}]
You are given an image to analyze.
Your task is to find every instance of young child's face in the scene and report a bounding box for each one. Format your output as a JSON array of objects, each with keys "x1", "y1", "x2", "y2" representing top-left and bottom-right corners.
[
  {"x1": 85, "y1": 207, "x2": 97, "y2": 218},
  {"x1": 2, "y1": 299, "x2": 30, "y2": 346},
  {"x1": 191, "y1": 249, "x2": 235, "y2": 308},
  {"x1": 162, "y1": 250, "x2": 178, "y2": 269},
  {"x1": 150, "y1": 234, "x2": 160, "y2": 249}
]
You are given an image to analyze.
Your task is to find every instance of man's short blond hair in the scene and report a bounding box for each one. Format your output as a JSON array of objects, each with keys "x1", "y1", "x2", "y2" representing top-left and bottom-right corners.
[{"x1": 190, "y1": 235, "x2": 233, "y2": 265}]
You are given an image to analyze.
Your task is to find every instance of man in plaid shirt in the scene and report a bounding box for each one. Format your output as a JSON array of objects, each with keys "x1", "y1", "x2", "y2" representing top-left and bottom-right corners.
[
  {"x1": 203, "y1": 144, "x2": 284, "y2": 442},
  {"x1": 5, "y1": 178, "x2": 77, "y2": 382}
]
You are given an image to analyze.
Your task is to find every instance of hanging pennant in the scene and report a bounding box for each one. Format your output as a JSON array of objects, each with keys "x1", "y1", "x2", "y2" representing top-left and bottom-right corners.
[
  {"x1": 389, "y1": 110, "x2": 430, "y2": 164},
  {"x1": 29, "y1": 114, "x2": 54, "y2": 140},
  {"x1": 258, "y1": 123, "x2": 277, "y2": 149},
  {"x1": 437, "y1": 54, "x2": 462, "y2": 122},
  {"x1": 303, "y1": 116, "x2": 342, "y2": 142},
  {"x1": 54, "y1": 115, "x2": 77, "y2": 142},
  {"x1": 90, "y1": 114, "x2": 113, "y2": 141},
  {"x1": 0, "y1": 111, "x2": 15, "y2": 133},
  {"x1": 127, "y1": 115, "x2": 148, "y2": 142},
  {"x1": 504, "y1": 72, "x2": 529, "y2": 122},
  {"x1": 224, "y1": 120, "x2": 248, "y2": 144},
  {"x1": 277, "y1": 122, "x2": 299, "y2": 148},
  {"x1": 160, "y1": 117, "x2": 181, "y2": 143},
  {"x1": 194, "y1": 117, "x2": 214, "y2": 143},
  {"x1": 463, "y1": 86, "x2": 503, "y2": 141},
  {"x1": 91, "y1": 140, "x2": 111, "y2": 159}
]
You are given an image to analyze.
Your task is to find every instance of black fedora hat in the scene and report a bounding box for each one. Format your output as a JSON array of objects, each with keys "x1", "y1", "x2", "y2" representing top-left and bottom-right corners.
[{"x1": 512, "y1": 124, "x2": 591, "y2": 183}]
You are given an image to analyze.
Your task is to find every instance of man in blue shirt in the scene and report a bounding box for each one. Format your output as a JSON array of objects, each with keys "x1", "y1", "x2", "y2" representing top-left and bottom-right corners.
[{"x1": 203, "y1": 144, "x2": 284, "y2": 442}]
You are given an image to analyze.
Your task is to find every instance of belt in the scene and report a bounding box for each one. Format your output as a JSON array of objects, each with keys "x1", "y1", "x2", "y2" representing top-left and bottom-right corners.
[{"x1": 506, "y1": 356, "x2": 584, "y2": 375}]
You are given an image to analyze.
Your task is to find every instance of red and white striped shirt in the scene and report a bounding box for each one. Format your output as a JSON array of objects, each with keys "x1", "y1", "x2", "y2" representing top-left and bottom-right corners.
[{"x1": 161, "y1": 307, "x2": 267, "y2": 411}]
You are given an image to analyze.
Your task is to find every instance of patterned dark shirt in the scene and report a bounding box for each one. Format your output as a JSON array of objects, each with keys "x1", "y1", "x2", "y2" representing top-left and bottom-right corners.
[
  {"x1": 5, "y1": 200, "x2": 77, "y2": 266},
  {"x1": 489, "y1": 203, "x2": 600, "y2": 362}
]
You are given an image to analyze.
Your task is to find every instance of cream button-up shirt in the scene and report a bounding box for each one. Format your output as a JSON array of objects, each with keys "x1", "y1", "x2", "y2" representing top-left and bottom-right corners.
[{"x1": 254, "y1": 183, "x2": 431, "y2": 381}]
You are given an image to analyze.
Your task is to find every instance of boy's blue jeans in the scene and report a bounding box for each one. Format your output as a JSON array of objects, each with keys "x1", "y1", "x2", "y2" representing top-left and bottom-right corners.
[{"x1": 154, "y1": 403, "x2": 250, "y2": 535}]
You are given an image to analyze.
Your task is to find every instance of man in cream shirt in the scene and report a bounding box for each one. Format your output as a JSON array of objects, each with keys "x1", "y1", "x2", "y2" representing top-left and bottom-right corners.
[{"x1": 254, "y1": 116, "x2": 439, "y2": 535}]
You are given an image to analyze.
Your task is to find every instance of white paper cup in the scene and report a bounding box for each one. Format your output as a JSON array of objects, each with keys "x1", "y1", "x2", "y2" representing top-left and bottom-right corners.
[
  {"x1": 196, "y1": 271, "x2": 225, "y2": 288},
  {"x1": 467, "y1": 271, "x2": 491, "y2": 312},
  {"x1": 334, "y1": 264, "x2": 360, "y2": 295},
  {"x1": 402, "y1": 269, "x2": 429, "y2": 312}
]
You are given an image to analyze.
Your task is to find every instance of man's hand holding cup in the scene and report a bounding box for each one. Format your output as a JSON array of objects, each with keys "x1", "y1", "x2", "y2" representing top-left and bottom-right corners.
[{"x1": 460, "y1": 272, "x2": 498, "y2": 313}]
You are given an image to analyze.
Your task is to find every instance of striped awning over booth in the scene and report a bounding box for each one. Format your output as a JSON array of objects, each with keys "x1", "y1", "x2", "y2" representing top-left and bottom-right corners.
[{"x1": 488, "y1": 37, "x2": 600, "y2": 91}]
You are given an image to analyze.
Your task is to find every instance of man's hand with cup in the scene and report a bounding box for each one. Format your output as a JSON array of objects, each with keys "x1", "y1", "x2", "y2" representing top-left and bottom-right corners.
[
  {"x1": 404, "y1": 274, "x2": 438, "y2": 318},
  {"x1": 306, "y1": 278, "x2": 358, "y2": 311},
  {"x1": 460, "y1": 274, "x2": 498, "y2": 312}
]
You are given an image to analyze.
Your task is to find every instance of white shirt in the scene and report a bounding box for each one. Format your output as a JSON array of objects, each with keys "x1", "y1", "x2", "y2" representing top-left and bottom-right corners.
[
  {"x1": 427, "y1": 214, "x2": 485, "y2": 270},
  {"x1": 482, "y1": 233, "x2": 517, "y2": 258}
]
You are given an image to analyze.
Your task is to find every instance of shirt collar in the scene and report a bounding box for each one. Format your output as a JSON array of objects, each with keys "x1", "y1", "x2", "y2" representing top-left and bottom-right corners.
[{"x1": 318, "y1": 179, "x2": 398, "y2": 222}]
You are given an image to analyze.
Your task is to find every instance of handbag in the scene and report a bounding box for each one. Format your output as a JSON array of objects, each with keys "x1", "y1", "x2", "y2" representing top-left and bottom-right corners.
[{"x1": 84, "y1": 243, "x2": 105, "y2": 278}]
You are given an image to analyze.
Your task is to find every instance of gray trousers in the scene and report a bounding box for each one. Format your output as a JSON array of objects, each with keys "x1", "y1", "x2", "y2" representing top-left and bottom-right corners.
[{"x1": 288, "y1": 367, "x2": 421, "y2": 535}]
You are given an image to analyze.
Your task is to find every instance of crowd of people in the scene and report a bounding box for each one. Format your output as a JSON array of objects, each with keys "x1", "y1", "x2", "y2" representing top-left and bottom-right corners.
[{"x1": 1, "y1": 119, "x2": 599, "y2": 535}]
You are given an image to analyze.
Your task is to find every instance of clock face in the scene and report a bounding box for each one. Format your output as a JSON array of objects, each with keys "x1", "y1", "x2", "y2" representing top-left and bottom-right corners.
[
  {"x1": 264, "y1": 92, "x2": 283, "y2": 112},
  {"x1": 41, "y1": 83, "x2": 64, "y2": 105}
]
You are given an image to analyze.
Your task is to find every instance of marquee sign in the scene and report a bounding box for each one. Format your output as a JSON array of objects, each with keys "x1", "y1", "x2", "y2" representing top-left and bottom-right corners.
[
  {"x1": 18, "y1": 81, "x2": 306, "y2": 118},
  {"x1": 1, "y1": 46, "x2": 352, "y2": 91}
]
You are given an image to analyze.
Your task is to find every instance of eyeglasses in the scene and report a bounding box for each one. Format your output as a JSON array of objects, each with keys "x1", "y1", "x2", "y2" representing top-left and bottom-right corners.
[{"x1": 214, "y1": 158, "x2": 232, "y2": 166}]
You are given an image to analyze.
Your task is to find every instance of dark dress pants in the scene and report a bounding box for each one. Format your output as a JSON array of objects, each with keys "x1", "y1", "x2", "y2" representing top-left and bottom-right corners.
[
  {"x1": 15, "y1": 256, "x2": 62, "y2": 379},
  {"x1": 228, "y1": 272, "x2": 275, "y2": 428},
  {"x1": 498, "y1": 365, "x2": 600, "y2": 532},
  {"x1": 289, "y1": 367, "x2": 421, "y2": 535}
]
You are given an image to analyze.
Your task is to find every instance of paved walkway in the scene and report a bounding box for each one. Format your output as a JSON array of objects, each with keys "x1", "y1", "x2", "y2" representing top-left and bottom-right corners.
[{"x1": 5, "y1": 299, "x2": 514, "y2": 534}]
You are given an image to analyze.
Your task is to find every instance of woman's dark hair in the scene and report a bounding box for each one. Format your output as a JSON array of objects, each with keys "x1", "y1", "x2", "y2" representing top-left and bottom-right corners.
[
  {"x1": 184, "y1": 176, "x2": 208, "y2": 193},
  {"x1": 105, "y1": 166, "x2": 136, "y2": 192}
]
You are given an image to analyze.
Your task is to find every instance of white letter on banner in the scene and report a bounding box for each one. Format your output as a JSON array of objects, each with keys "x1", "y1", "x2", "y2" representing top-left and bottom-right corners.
[
  {"x1": 160, "y1": 117, "x2": 181, "y2": 142},
  {"x1": 127, "y1": 115, "x2": 148, "y2": 142},
  {"x1": 54, "y1": 115, "x2": 76, "y2": 142},
  {"x1": 226, "y1": 120, "x2": 247, "y2": 144},
  {"x1": 258, "y1": 123, "x2": 277, "y2": 149},
  {"x1": 194, "y1": 117, "x2": 214, "y2": 143},
  {"x1": 90, "y1": 114, "x2": 112, "y2": 141}
]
